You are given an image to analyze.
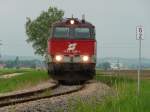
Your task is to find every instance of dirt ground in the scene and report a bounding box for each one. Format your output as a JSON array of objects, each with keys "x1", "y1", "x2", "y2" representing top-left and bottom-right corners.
[{"x1": 98, "y1": 70, "x2": 150, "y2": 79}]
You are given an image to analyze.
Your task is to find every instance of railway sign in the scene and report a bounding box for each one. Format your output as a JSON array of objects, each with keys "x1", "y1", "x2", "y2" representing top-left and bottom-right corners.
[{"x1": 136, "y1": 26, "x2": 144, "y2": 40}]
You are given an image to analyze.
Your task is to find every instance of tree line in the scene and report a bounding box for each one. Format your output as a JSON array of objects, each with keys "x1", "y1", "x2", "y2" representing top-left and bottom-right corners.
[{"x1": 0, "y1": 57, "x2": 44, "y2": 69}]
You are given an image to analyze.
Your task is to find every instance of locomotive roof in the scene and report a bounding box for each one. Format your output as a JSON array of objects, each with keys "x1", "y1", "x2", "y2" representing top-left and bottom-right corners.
[{"x1": 52, "y1": 18, "x2": 95, "y2": 28}]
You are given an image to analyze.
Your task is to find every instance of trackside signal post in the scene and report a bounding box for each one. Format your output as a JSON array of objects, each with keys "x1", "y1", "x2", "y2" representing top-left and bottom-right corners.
[{"x1": 136, "y1": 26, "x2": 144, "y2": 95}]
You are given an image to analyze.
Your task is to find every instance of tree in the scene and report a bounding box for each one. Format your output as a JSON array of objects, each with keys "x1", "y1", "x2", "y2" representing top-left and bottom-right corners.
[
  {"x1": 26, "y1": 7, "x2": 64, "y2": 56},
  {"x1": 101, "y1": 62, "x2": 111, "y2": 70},
  {"x1": 14, "y1": 56, "x2": 20, "y2": 69}
]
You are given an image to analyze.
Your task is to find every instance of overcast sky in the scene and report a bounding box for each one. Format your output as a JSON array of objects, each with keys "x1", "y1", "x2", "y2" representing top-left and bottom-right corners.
[{"x1": 0, "y1": 0, "x2": 150, "y2": 58}]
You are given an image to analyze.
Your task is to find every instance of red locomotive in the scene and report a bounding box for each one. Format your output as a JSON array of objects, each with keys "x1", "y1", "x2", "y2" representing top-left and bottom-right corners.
[{"x1": 47, "y1": 17, "x2": 96, "y2": 82}]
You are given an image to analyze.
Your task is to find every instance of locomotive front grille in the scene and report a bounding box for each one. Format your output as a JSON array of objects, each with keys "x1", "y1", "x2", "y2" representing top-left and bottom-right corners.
[
  {"x1": 63, "y1": 55, "x2": 80, "y2": 63},
  {"x1": 63, "y1": 56, "x2": 70, "y2": 62},
  {"x1": 73, "y1": 56, "x2": 80, "y2": 62}
]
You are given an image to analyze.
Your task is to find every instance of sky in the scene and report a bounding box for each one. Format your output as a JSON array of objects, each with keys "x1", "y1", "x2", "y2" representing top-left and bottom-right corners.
[{"x1": 0, "y1": 0, "x2": 150, "y2": 58}]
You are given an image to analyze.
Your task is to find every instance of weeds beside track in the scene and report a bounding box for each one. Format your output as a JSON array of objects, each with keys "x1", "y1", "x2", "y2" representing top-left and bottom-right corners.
[
  {"x1": 71, "y1": 73, "x2": 150, "y2": 112},
  {"x1": 0, "y1": 70, "x2": 49, "y2": 93}
]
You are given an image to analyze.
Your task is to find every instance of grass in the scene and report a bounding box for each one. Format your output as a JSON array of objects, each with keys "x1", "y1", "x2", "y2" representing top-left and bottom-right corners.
[
  {"x1": 94, "y1": 75, "x2": 150, "y2": 112},
  {"x1": 66, "y1": 71, "x2": 150, "y2": 112},
  {"x1": 0, "y1": 69, "x2": 149, "y2": 111},
  {"x1": 0, "y1": 70, "x2": 49, "y2": 93}
]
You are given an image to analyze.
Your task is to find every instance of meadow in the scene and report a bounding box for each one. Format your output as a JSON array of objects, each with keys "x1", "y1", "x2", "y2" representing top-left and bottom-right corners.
[
  {"x1": 70, "y1": 70, "x2": 150, "y2": 112},
  {"x1": 0, "y1": 69, "x2": 149, "y2": 111},
  {"x1": 0, "y1": 69, "x2": 49, "y2": 93}
]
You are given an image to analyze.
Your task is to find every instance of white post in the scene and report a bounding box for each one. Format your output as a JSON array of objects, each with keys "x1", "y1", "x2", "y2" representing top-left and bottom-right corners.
[
  {"x1": 136, "y1": 26, "x2": 144, "y2": 95},
  {"x1": 137, "y1": 38, "x2": 141, "y2": 95}
]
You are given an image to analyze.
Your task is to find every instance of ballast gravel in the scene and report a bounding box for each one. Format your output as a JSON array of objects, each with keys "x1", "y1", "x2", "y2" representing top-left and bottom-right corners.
[{"x1": 0, "y1": 81, "x2": 115, "y2": 112}]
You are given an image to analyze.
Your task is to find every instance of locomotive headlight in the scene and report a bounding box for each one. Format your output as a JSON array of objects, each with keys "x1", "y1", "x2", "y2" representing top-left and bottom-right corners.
[
  {"x1": 82, "y1": 55, "x2": 89, "y2": 62},
  {"x1": 55, "y1": 55, "x2": 63, "y2": 62},
  {"x1": 70, "y1": 20, "x2": 75, "y2": 24}
]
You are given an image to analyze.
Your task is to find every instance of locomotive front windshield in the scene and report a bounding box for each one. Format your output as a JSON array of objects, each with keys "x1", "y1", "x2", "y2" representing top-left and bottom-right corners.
[
  {"x1": 74, "y1": 28, "x2": 90, "y2": 38},
  {"x1": 53, "y1": 27, "x2": 94, "y2": 39},
  {"x1": 54, "y1": 27, "x2": 69, "y2": 38}
]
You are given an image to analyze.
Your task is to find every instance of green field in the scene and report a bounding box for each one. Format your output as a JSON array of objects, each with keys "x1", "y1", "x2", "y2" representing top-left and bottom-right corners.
[
  {"x1": 70, "y1": 72, "x2": 150, "y2": 112},
  {"x1": 0, "y1": 69, "x2": 49, "y2": 93},
  {"x1": 0, "y1": 69, "x2": 149, "y2": 111}
]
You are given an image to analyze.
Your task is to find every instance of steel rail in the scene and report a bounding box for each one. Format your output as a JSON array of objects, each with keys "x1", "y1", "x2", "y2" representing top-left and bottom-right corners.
[
  {"x1": 0, "y1": 84, "x2": 85, "y2": 108},
  {"x1": 0, "y1": 82, "x2": 59, "y2": 107},
  {"x1": 0, "y1": 82, "x2": 59, "y2": 101}
]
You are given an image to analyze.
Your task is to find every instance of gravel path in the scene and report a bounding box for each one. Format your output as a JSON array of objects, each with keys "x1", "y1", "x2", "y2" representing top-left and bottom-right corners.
[
  {"x1": 0, "y1": 81, "x2": 114, "y2": 112},
  {"x1": 0, "y1": 73, "x2": 23, "y2": 79}
]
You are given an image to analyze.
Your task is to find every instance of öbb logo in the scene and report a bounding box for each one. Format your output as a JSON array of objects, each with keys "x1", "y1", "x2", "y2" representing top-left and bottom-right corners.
[{"x1": 67, "y1": 43, "x2": 77, "y2": 52}]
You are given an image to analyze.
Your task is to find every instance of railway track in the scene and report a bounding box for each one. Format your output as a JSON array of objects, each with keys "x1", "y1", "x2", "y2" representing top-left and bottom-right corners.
[{"x1": 0, "y1": 82, "x2": 85, "y2": 108}]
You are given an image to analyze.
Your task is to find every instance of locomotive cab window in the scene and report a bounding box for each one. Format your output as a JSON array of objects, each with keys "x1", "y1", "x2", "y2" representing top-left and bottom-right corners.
[
  {"x1": 54, "y1": 27, "x2": 69, "y2": 38},
  {"x1": 74, "y1": 28, "x2": 90, "y2": 39}
]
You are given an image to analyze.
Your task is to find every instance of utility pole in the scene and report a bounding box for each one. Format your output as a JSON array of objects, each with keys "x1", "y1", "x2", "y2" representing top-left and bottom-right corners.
[
  {"x1": 136, "y1": 26, "x2": 144, "y2": 95},
  {"x1": 117, "y1": 58, "x2": 120, "y2": 76}
]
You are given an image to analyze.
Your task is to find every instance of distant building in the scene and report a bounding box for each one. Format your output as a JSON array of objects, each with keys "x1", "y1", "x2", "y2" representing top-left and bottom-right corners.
[
  {"x1": 110, "y1": 63, "x2": 124, "y2": 70},
  {"x1": 0, "y1": 64, "x2": 5, "y2": 69},
  {"x1": 35, "y1": 61, "x2": 46, "y2": 70}
]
